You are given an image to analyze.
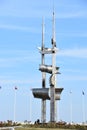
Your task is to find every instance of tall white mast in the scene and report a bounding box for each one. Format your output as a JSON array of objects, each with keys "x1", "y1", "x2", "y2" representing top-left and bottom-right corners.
[
  {"x1": 50, "y1": 10, "x2": 56, "y2": 122},
  {"x1": 41, "y1": 18, "x2": 46, "y2": 123}
]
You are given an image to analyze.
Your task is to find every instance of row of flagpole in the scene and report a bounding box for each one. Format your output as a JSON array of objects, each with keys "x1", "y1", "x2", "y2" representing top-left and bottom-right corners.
[
  {"x1": 0, "y1": 86, "x2": 32, "y2": 122},
  {"x1": 58, "y1": 90, "x2": 86, "y2": 124},
  {"x1": 0, "y1": 86, "x2": 86, "y2": 123},
  {"x1": 13, "y1": 89, "x2": 86, "y2": 124},
  {"x1": 69, "y1": 90, "x2": 86, "y2": 124}
]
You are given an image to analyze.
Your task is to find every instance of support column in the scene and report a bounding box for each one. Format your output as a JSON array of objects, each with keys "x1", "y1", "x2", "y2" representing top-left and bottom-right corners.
[
  {"x1": 50, "y1": 86, "x2": 55, "y2": 122},
  {"x1": 41, "y1": 18, "x2": 46, "y2": 123},
  {"x1": 41, "y1": 72, "x2": 46, "y2": 123},
  {"x1": 42, "y1": 99, "x2": 46, "y2": 123}
]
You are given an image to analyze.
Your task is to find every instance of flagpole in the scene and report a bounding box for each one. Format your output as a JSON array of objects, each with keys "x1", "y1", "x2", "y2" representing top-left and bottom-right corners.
[
  {"x1": 70, "y1": 90, "x2": 72, "y2": 124},
  {"x1": 14, "y1": 86, "x2": 17, "y2": 122},
  {"x1": 82, "y1": 91, "x2": 85, "y2": 124},
  {"x1": 58, "y1": 100, "x2": 60, "y2": 122},
  {"x1": 0, "y1": 86, "x2": 2, "y2": 120},
  {"x1": 30, "y1": 88, "x2": 32, "y2": 122}
]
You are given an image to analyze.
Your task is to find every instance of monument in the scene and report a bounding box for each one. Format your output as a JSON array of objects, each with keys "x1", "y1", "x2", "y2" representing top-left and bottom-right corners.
[{"x1": 32, "y1": 11, "x2": 63, "y2": 123}]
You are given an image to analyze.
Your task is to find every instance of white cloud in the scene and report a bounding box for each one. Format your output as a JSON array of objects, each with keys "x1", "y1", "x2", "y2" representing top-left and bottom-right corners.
[
  {"x1": 60, "y1": 75, "x2": 87, "y2": 81},
  {"x1": 0, "y1": 79, "x2": 34, "y2": 85},
  {"x1": 56, "y1": 10, "x2": 87, "y2": 19},
  {"x1": 58, "y1": 32, "x2": 87, "y2": 38},
  {"x1": 0, "y1": 24, "x2": 39, "y2": 33},
  {"x1": 58, "y1": 48, "x2": 87, "y2": 58},
  {"x1": 0, "y1": 50, "x2": 39, "y2": 67},
  {"x1": 0, "y1": 1, "x2": 87, "y2": 19}
]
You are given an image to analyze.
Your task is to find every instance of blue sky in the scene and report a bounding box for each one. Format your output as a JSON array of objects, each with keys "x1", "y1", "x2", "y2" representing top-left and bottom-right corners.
[{"x1": 0, "y1": 0, "x2": 87, "y2": 123}]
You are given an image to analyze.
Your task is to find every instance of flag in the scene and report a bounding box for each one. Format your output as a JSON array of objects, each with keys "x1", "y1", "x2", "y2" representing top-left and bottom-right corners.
[
  {"x1": 82, "y1": 91, "x2": 85, "y2": 95},
  {"x1": 15, "y1": 86, "x2": 18, "y2": 90}
]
